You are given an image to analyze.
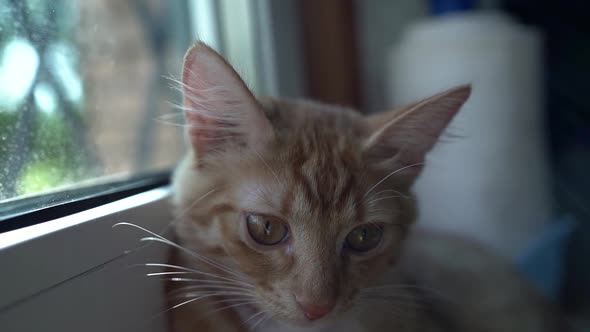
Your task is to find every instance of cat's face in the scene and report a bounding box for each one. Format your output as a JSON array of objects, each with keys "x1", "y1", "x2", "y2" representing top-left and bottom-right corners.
[
  {"x1": 172, "y1": 43, "x2": 470, "y2": 327},
  {"x1": 178, "y1": 127, "x2": 412, "y2": 325}
]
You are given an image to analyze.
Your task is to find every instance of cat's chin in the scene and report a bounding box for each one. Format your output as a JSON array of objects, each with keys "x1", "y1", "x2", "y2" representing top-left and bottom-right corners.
[
  {"x1": 232, "y1": 302, "x2": 317, "y2": 330},
  {"x1": 241, "y1": 306, "x2": 336, "y2": 331},
  {"x1": 273, "y1": 313, "x2": 338, "y2": 330},
  {"x1": 273, "y1": 302, "x2": 356, "y2": 330}
]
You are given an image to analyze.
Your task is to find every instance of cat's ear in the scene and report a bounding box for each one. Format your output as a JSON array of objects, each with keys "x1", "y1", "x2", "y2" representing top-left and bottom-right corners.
[
  {"x1": 363, "y1": 85, "x2": 471, "y2": 179},
  {"x1": 181, "y1": 42, "x2": 274, "y2": 162}
]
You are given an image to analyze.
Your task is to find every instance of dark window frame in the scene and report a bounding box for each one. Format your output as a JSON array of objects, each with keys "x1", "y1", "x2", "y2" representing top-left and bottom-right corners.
[{"x1": 0, "y1": 171, "x2": 171, "y2": 234}]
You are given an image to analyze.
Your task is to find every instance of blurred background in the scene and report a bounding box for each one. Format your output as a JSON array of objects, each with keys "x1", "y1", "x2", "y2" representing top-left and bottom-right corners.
[{"x1": 0, "y1": 0, "x2": 588, "y2": 328}]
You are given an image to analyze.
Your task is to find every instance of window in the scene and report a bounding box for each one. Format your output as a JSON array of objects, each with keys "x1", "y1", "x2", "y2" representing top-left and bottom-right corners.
[
  {"x1": 0, "y1": 0, "x2": 188, "y2": 206},
  {"x1": 0, "y1": 0, "x2": 302, "y2": 222}
]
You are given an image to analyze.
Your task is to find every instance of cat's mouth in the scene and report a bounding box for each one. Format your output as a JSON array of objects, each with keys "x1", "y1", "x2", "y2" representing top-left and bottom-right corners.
[
  {"x1": 235, "y1": 300, "x2": 338, "y2": 329},
  {"x1": 273, "y1": 302, "x2": 350, "y2": 329}
]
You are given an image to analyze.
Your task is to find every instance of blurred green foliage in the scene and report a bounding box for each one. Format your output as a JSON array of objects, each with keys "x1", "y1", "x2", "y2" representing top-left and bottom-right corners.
[
  {"x1": 18, "y1": 113, "x2": 88, "y2": 196},
  {"x1": 0, "y1": 0, "x2": 91, "y2": 200}
]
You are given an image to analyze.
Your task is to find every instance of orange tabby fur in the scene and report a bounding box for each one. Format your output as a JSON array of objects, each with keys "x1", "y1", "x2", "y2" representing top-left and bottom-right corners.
[{"x1": 167, "y1": 42, "x2": 569, "y2": 332}]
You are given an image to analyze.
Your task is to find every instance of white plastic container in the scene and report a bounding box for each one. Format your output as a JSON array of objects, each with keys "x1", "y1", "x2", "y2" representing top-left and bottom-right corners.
[{"x1": 388, "y1": 11, "x2": 552, "y2": 260}]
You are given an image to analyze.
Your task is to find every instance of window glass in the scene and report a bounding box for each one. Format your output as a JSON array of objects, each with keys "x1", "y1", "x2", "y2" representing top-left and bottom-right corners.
[{"x1": 0, "y1": 0, "x2": 192, "y2": 203}]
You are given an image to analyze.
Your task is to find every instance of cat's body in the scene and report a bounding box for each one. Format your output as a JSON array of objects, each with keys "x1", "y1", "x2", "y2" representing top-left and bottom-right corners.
[{"x1": 168, "y1": 43, "x2": 569, "y2": 332}]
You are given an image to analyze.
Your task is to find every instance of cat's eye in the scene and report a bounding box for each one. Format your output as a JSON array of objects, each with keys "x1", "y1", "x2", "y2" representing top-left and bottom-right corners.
[
  {"x1": 344, "y1": 225, "x2": 383, "y2": 252},
  {"x1": 246, "y1": 214, "x2": 288, "y2": 246}
]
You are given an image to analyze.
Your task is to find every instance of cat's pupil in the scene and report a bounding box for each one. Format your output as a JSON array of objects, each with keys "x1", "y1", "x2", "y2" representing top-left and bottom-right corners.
[
  {"x1": 361, "y1": 228, "x2": 367, "y2": 241},
  {"x1": 264, "y1": 220, "x2": 271, "y2": 234}
]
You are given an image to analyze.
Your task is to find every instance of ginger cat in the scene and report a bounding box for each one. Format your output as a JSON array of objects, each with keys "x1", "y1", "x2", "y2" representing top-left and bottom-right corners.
[{"x1": 168, "y1": 42, "x2": 569, "y2": 332}]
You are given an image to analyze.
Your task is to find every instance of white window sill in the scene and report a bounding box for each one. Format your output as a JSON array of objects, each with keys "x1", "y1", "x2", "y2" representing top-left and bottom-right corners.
[{"x1": 0, "y1": 187, "x2": 173, "y2": 332}]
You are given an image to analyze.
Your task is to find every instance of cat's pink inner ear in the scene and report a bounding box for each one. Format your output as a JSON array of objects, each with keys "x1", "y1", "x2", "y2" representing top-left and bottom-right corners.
[
  {"x1": 181, "y1": 42, "x2": 274, "y2": 159},
  {"x1": 363, "y1": 85, "x2": 471, "y2": 175}
]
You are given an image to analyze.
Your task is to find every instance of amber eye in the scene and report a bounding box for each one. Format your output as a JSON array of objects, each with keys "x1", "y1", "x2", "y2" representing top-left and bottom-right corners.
[
  {"x1": 246, "y1": 214, "x2": 288, "y2": 245},
  {"x1": 344, "y1": 225, "x2": 383, "y2": 252}
]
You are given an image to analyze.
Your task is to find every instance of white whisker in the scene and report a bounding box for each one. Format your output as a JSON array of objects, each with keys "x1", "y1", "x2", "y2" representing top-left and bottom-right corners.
[
  {"x1": 143, "y1": 263, "x2": 197, "y2": 272},
  {"x1": 168, "y1": 285, "x2": 253, "y2": 298},
  {"x1": 249, "y1": 312, "x2": 270, "y2": 331},
  {"x1": 143, "y1": 260, "x2": 251, "y2": 288},
  {"x1": 174, "y1": 188, "x2": 217, "y2": 222},
  {"x1": 362, "y1": 163, "x2": 424, "y2": 199},
  {"x1": 167, "y1": 291, "x2": 253, "y2": 313},
  {"x1": 173, "y1": 291, "x2": 256, "y2": 300},
  {"x1": 147, "y1": 271, "x2": 194, "y2": 276},
  {"x1": 139, "y1": 263, "x2": 254, "y2": 288},
  {"x1": 166, "y1": 283, "x2": 251, "y2": 293},
  {"x1": 114, "y1": 222, "x2": 248, "y2": 282},
  {"x1": 140, "y1": 236, "x2": 249, "y2": 284},
  {"x1": 206, "y1": 300, "x2": 260, "y2": 316},
  {"x1": 371, "y1": 189, "x2": 409, "y2": 198},
  {"x1": 240, "y1": 310, "x2": 267, "y2": 331},
  {"x1": 164, "y1": 103, "x2": 235, "y2": 121},
  {"x1": 366, "y1": 195, "x2": 407, "y2": 205},
  {"x1": 147, "y1": 272, "x2": 246, "y2": 286},
  {"x1": 365, "y1": 189, "x2": 412, "y2": 203},
  {"x1": 253, "y1": 149, "x2": 283, "y2": 189},
  {"x1": 153, "y1": 118, "x2": 190, "y2": 128}
]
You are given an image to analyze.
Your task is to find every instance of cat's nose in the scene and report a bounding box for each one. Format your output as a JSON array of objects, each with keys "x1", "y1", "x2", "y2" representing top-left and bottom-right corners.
[{"x1": 295, "y1": 298, "x2": 334, "y2": 320}]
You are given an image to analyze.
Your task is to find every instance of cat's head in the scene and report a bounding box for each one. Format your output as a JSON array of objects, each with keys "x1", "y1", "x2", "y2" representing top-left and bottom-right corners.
[{"x1": 172, "y1": 42, "x2": 470, "y2": 327}]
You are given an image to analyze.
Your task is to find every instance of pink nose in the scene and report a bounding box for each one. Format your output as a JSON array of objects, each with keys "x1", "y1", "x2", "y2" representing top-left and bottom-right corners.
[{"x1": 296, "y1": 301, "x2": 334, "y2": 321}]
